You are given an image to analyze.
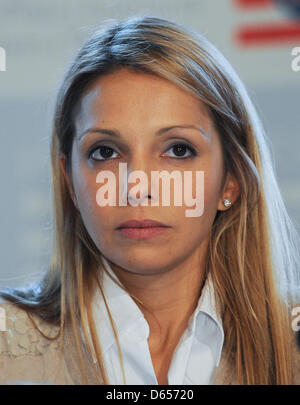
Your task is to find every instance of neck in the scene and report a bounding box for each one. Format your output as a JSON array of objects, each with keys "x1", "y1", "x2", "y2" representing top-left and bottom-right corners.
[{"x1": 106, "y1": 243, "x2": 208, "y2": 344}]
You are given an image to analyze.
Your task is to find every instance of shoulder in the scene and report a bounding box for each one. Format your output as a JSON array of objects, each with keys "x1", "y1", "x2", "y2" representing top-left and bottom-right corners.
[
  {"x1": 0, "y1": 300, "x2": 72, "y2": 385},
  {"x1": 291, "y1": 333, "x2": 300, "y2": 384},
  {"x1": 290, "y1": 304, "x2": 300, "y2": 384},
  {"x1": 287, "y1": 300, "x2": 300, "y2": 384},
  {"x1": 0, "y1": 299, "x2": 60, "y2": 357}
]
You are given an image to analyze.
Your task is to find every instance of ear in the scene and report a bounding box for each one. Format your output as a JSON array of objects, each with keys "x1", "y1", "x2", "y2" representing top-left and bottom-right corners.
[
  {"x1": 60, "y1": 154, "x2": 78, "y2": 209},
  {"x1": 217, "y1": 172, "x2": 240, "y2": 211}
]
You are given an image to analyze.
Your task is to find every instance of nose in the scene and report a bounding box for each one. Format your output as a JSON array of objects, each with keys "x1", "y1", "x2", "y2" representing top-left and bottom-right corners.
[{"x1": 122, "y1": 155, "x2": 156, "y2": 206}]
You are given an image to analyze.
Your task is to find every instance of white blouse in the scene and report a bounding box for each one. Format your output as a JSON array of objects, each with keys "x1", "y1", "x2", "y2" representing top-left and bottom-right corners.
[{"x1": 91, "y1": 256, "x2": 224, "y2": 385}]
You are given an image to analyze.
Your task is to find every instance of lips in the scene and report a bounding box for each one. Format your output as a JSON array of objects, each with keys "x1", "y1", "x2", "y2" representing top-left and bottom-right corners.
[
  {"x1": 116, "y1": 219, "x2": 169, "y2": 229},
  {"x1": 116, "y1": 219, "x2": 170, "y2": 241}
]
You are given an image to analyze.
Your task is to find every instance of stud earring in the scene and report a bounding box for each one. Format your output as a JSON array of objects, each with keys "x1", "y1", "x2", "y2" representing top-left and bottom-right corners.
[{"x1": 223, "y1": 198, "x2": 232, "y2": 208}]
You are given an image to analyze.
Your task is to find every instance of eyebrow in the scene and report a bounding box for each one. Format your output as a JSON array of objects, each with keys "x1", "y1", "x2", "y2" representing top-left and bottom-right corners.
[{"x1": 78, "y1": 124, "x2": 209, "y2": 141}]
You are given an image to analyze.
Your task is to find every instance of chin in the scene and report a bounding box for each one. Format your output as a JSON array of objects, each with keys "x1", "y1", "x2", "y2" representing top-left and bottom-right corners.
[{"x1": 112, "y1": 253, "x2": 171, "y2": 274}]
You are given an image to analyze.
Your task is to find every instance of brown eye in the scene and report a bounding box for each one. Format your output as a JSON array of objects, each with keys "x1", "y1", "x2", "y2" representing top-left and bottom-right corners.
[
  {"x1": 172, "y1": 144, "x2": 188, "y2": 157},
  {"x1": 89, "y1": 146, "x2": 119, "y2": 161},
  {"x1": 165, "y1": 143, "x2": 197, "y2": 159}
]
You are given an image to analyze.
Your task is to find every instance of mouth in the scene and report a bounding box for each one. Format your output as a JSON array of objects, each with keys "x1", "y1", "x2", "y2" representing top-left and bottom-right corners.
[{"x1": 116, "y1": 219, "x2": 171, "y2": 240}]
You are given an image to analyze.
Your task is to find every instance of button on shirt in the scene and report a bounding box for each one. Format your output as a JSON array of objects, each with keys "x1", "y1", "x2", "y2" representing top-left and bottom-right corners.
[{"x1": 91, "y1": 256, "x2": 224, "y2": 385}]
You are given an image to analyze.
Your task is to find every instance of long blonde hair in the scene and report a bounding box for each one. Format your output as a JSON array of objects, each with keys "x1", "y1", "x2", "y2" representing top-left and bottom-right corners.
[{"x1": 1, "y1": 15, "x2": 300, "y2": 384}]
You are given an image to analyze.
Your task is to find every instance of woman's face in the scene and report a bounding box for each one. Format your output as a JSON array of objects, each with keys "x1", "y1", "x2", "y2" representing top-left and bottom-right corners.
[{"x1": 62, "y1": 67, "x2": 232, "y2": 275}]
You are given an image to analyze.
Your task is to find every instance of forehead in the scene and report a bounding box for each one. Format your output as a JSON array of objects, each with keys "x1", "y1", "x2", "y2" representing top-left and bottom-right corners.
[{"x1": 74, "y1": 68, "x2": 213, "y2": 132}]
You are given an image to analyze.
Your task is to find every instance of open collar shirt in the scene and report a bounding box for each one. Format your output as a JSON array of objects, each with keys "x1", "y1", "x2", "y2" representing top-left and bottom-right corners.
[{"x1": 91, "y1": 255, "x2": 224, "y2": 385}]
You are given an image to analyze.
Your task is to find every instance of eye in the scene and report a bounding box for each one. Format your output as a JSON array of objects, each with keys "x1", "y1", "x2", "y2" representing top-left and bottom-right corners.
[
  {"x1": 89, "y1": 145, "x2": 119, "y2": 161},
  {"x1": 164, "y1": 143, "x2": 197, "y2": 159}
]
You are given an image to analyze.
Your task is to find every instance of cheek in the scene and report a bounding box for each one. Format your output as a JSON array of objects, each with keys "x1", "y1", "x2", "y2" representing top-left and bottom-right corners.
[
  {"x1": 186, "y1": 159, "x2": 223, "y2": 229},
  {"x1": 202, "y1": 150, "x2": 224, "y2": 210},
  {"x1": 74, "y1": 165, "x2": 95, "y2": 209},
  {"x1": 175, "y1": 167, "x2": 222, "y2": 237},
  {"x1": 72, "y1": 164, "x2": 110, "y2": 234},
  {"x1": 203, "y1": 170, "x2": 222, "y2": 211}
]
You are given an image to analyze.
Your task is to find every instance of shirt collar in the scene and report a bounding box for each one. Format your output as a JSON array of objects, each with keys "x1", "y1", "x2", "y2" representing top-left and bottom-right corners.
[
  {"x1": 186, "y1": 270, "x2": 224, "y2": 366},
  {"x1": 92, "y1": 255, "x2": 224, "y2": 366}
]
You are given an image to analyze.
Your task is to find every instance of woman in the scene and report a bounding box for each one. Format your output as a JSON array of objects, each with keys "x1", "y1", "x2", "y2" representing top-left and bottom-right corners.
[{"x1": 1, "y1": 15, "x2": 300, "y2": 385}]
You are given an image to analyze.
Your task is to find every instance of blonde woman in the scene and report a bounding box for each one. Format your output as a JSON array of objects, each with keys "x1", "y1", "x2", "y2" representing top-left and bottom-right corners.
[{"x1": 1, "y1": 15, "x2": 300, "y2": 385}]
